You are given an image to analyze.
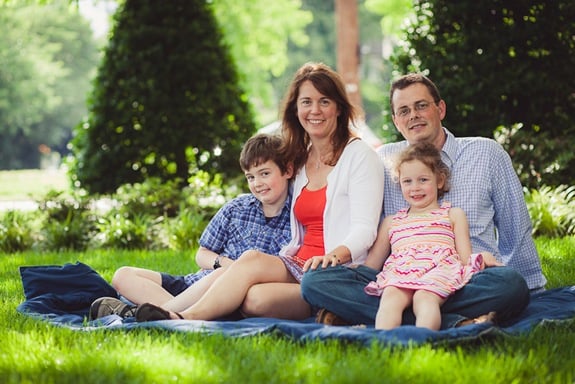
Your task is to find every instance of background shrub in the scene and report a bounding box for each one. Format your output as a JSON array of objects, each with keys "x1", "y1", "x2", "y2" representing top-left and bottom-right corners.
[
  {"x1": 392, "y1": 0, "x2": 575, "y2": 188},
  {"x1": 0, "y1": 210, "x2": 34, "y2": 253},
  {"x1": 165, "y1": 208, "x2": 210, "y2": 251},
  {"x1": 17, "y1": 172, "x2": 238, "y2": 252},
  {"x1": 37, "y1": 191, "x2": 96, "y2": 251},
  {"x1": 95, "y1": 213, "x2": 156, "y2": 250},
  {"x1": 14, "y1": 174, "x2": 572, "y2": 252},
  {"x1": 524, "y1": 185, "x2": 575, "y2": 237},
  {"x1": 71, "y1": 0, "x2": 255, "y2": 194},
  {"x1": 112, "y1": 177, "x2": 185, "y2": 219}
]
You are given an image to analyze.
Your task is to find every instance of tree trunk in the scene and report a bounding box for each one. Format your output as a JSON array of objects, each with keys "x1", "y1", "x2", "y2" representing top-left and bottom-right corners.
[{"x1": 335, "y1": 0, "x2": 362, "y2": 111}]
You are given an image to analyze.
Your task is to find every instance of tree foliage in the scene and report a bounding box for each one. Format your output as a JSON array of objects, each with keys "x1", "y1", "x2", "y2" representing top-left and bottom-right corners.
[
  {"x1": 71, "y1": 0, "x2": 255, "y2": 194},
  {"x1": 210, "y1": 0, "x2": 312, "y2": 123},
  {"x1": 0, "y1": 1, "x2": 97, "y2": 169},
  {"x1": 393, "y1": 0, "x2": 575, "y2": 188},
  {"x1": 268, "y1": 0, "x2": 389, "y2": 134},
  {"x1": 365, "y1": 0, "x2": 413, "y2": 37}
]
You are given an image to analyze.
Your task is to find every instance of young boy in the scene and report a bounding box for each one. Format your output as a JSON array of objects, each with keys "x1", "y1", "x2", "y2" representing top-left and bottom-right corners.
[{"x1": 89, "y1": 133, "x2": 293, "y2": 320}]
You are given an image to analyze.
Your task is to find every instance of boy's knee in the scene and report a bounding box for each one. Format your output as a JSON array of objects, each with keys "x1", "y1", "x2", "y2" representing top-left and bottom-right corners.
[
  {"x1": 239, "y1": 249, "x2": 266, "y2": 262},
  {"x1": 111, "y1": 266, "x2": 136, "y2": 290}
]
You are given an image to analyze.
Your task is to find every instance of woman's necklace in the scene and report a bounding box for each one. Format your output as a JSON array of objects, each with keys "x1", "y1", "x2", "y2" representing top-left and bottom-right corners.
[
  {"x1": 315, "y1": 152, "x2": 325, "y2": 169},
  {"x1": 311, "y1": 145, "x2": 329, "y2": 170}
]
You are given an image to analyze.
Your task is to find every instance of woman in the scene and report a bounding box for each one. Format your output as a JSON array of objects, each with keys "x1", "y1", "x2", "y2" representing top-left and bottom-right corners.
[{"x1": 135, "y1": 62, "x2": 384, "y2": 322}]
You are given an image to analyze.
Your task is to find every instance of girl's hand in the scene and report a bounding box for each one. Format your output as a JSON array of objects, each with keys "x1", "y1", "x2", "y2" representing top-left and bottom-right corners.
[{"x1": 482, "y1": 251, "x2": 504, "y2": 268}]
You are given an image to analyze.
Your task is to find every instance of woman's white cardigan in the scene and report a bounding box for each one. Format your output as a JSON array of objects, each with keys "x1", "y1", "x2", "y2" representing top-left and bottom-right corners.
[{"x1": 280, "y1": 139, "x2": 384, "y2": 264}]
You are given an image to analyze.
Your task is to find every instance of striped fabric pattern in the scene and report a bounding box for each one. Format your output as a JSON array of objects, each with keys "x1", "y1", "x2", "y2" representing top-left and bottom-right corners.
[{"x1": 365, "y1": 202, "x2": 483, "y2": 298}]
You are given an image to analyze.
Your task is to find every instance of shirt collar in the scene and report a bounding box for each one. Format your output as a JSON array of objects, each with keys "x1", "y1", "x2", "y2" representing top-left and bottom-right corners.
[
  {"x1": 440, "y1": 127, "x2": 457, "y2": 169},
  {"x1": 250, "y1": 186, "x2": 292, "y2": 216}
]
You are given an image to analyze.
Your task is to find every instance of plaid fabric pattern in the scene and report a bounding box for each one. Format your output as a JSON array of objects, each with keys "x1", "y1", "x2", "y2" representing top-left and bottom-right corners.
[
  {"x1": 378, "y1": 128, "x2": 546, "y2": 290},
  {"x1": 184, "y1": 193, "x2": 291, "y2": 286}
]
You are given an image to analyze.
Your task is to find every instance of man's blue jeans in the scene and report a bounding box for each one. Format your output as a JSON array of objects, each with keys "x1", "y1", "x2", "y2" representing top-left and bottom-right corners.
[{"x1": 300, "y1": 265, "x2": 530, "y2": 329}]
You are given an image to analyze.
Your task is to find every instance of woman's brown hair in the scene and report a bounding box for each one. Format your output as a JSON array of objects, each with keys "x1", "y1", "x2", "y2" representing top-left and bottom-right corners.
[{"x1": 279, "y1": 62, "x2": 359, "y2": 172}]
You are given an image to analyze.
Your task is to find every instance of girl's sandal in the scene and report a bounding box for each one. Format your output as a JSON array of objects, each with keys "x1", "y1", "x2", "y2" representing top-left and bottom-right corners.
[{"x1": 135, "y1": 303, "x2": 184, "y2": 322}]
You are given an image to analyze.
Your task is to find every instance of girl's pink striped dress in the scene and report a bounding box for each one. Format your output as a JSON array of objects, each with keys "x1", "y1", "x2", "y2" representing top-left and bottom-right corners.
[{"x1": 365, "y1": 202, "x2": 483, "y2": 298}]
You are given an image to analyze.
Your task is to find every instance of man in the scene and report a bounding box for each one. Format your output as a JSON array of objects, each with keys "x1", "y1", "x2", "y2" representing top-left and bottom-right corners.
[{"x1": 301, "y1": 73, "x2": 546, "y2": 328}]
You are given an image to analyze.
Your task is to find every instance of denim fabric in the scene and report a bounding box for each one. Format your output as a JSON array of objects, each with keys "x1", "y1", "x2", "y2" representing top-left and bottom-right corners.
[
  {"x1": 301, "y1": 265, "x2": 530, "y2": 329},
  {"x1": 301, "y1": 265, "x2": 380, "y2": 324},
  {"x1": 441, "y1": 266, "x2": 530, "y2": 327}
]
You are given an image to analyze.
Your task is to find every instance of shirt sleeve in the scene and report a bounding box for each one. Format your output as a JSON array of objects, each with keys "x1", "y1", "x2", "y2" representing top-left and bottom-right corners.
[
  {"x1": 198, "y1": 202, "x2": 232, "y2": 254},
  {"x1": 489, "y1": 141, "x2": 546, "y2": 289},
  {"x1": 339, "y1": 142, "x2": 385, "y2": 262}
]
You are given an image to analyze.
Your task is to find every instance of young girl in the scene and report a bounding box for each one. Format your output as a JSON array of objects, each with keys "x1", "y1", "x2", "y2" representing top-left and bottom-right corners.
[{"x1": 364, "y1": 142, "x2": 490, "y2": 330}]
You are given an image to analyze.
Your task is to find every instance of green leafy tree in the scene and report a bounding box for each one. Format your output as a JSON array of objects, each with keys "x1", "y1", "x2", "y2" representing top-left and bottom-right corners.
[
  {"x1": 71, "y1": 0, "x2": 255, "y2": 194},
  {"x1": 23, "y1": 3, "x2": 99, "y2": 160},
  {"x1": 269, "y1": 0, "x2": 388, "y2": 134},
  {"x1": 210, "y1": 0, "x2": 312, "y2": 124},
  {"x1": 364, "y1": 0, "x2": 413, "y2": 142},
  {"x1": 392, "y1": 0, "x2": 575, "y2": 188},
  {"x1": 0, "y1": 2, "x2": 95, "y2": 169},
  {"x1": 365, "y1": 0, "x2": 413, "y2": 37}
]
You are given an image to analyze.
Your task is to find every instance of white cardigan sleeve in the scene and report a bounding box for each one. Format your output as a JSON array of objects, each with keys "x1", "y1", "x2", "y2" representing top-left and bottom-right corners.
[
  {"x1": 279, "y1": 139, "x2": 385, "y2": 263},
  {"x1": 323, "y1": 140, "x2": 384, "y2": 263}
]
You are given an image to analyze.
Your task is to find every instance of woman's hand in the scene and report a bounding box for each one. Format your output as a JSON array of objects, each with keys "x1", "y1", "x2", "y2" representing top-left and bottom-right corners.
[{"x1": 303, "y1": 254, "x2": 340, "y2": 272}]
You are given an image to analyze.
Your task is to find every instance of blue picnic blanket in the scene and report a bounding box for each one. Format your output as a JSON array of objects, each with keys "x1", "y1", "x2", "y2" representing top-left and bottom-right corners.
[{"x1": 16, "y1": 261, "x2": 575, "y2": 347}]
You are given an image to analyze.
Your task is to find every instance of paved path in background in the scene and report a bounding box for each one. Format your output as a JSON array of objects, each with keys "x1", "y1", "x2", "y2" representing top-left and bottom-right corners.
[
  {"x1": 0, "y1": 200, "x2": 38, "y2": 211},
  {"x1": 0, "y1": 199, "x2": 113, "y2": 212}
]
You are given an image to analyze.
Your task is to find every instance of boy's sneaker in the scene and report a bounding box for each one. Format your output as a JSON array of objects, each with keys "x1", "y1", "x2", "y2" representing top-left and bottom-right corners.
[{"x1": 89, "y1": 297, "x2": 137, "y2": 320}]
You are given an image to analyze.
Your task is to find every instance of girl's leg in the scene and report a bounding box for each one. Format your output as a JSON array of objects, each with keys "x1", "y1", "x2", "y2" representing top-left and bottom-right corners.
[
  {"x1": 241, "y1": 282, "x2": 311, "y2": 320},
  {"x1": 112, "y1": 267, "x2": 171, "y2": 305},
  {"x1": 178, "y1": 250, "x2": 297, "y2": 320},
  {"x1": 412, "y1": 290, "x2": 445, "y2": 330},
  {"x1": 375, "y1": 287, "x2": 412, "y2": 330}
]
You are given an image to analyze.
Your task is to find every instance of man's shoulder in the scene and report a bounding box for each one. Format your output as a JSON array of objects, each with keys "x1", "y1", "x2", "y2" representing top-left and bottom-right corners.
[
  {"x1": 454, "y1": 135, "x2": 507, "y2": 155},
  {"x1": 455, "y1": 135, "x2": 498, "y2": 145},
  {"x1": 377, "y1": 141, "x2": 408, "y2": 158},
  {"x1": 376, "y1": 135, "x2": 506, "y2": 160}
]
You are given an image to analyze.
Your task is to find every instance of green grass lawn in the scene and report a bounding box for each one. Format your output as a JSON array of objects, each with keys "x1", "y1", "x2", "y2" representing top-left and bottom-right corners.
[
  {"x1": 1, "y1": 238, "x2": 574, "y2": 383},
  {"x1": 0, "y1": 169, "x2": 69, "y2": 201}
]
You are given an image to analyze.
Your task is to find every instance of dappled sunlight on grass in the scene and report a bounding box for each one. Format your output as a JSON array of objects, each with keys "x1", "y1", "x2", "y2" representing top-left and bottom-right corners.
[
  {"x1": 0, "y1": 239, "x2": 574, "y2": 383},
  {"x1": 535, "y1": 237, "x2": 575, "y2": 289}
]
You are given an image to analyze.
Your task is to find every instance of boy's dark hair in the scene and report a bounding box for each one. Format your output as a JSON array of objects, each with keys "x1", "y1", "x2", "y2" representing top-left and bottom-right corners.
[
  {"x1": 239, "y1": 133, "x2": 289, "y2": 174},
  {"x1": 394, "y1": 142, "x2": 450, "y2": 199}
]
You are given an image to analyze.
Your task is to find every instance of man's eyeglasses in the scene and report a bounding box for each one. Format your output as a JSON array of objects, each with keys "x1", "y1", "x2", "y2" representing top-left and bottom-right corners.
[{"x1": 394, "y1": 101, "x2": 435, "y2": 118}]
